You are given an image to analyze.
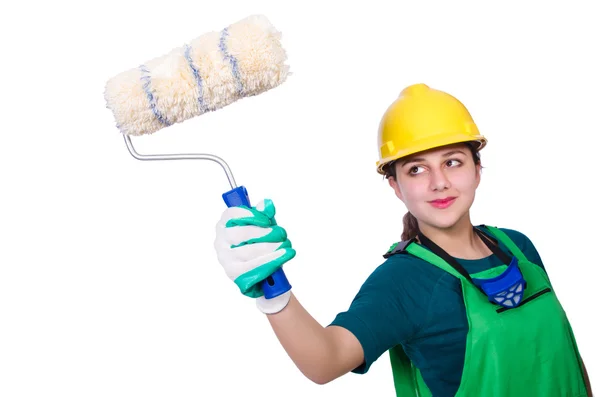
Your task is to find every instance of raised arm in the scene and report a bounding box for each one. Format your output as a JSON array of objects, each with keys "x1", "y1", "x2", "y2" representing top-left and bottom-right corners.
[
  {"x1": 213, "y1": 199, "x2": 364, "y2": 384},
  {"x1": 265, "y1": 292, "x2": 364, "y2": 384}
]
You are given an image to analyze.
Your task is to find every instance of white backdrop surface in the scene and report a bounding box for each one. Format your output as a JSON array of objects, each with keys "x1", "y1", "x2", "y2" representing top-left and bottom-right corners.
[{"x1": 1, "y1": 1, "x2": 598, "y2": 396}]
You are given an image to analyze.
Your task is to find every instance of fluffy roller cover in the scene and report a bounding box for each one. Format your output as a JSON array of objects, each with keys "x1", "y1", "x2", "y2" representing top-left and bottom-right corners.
[{"x1": 104, "y1": 14, "x2": 290, "y2": 136}]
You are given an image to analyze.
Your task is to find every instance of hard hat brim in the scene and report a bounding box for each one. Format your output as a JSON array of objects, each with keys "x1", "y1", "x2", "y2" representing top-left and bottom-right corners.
[{"x1": 376, "y1": 134, "x2": 487, "y2": 175}]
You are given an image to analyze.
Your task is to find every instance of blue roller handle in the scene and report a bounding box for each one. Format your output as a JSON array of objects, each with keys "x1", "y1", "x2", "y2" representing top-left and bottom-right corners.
[{"x1": 222, "y1": 186, "x2": 291, "y2": 299}]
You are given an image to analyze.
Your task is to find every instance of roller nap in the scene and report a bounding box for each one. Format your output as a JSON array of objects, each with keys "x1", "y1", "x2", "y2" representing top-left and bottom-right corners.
[{"x1": 104, "y1": 14, "x2": 290, "y2": 136}]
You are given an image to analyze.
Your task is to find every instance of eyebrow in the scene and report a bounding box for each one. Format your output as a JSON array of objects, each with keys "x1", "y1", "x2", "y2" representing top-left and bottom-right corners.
[{"x1": 400, "y1": 150, "x2": 467, "y2": 167}]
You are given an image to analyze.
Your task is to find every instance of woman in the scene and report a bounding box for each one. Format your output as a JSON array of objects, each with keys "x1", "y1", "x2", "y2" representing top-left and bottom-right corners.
[{"x1": 213, "y1": 83, "x2": 592, "y2": 396}]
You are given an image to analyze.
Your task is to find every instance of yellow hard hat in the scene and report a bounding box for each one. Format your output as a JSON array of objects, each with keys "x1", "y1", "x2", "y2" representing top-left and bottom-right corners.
[{"x1": 376, "y1": 83, "x2": 487, "y2": 175}]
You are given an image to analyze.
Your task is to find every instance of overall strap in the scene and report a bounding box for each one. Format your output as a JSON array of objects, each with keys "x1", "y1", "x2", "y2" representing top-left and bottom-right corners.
[
  {"x1": 383, "y1": 239, "x2": 467, "y2": 281},
  {"x1": 406, "y1": 243, "x2": 466, "y2": 281},
  {"x1": 383, "y1": 227, "x2": 515, "y2": 289},
  {"x1": 416, "y1": 227, "x2": 513, "y2": 284},
  {"x1": 482, "y1": 225, "x2": 528, "y2": 263}
]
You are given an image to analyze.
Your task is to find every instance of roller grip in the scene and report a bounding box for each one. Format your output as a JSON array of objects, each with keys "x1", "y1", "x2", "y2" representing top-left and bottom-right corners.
[{"x1": 222, "y1": 186, "x2": 291, "y2": 299}]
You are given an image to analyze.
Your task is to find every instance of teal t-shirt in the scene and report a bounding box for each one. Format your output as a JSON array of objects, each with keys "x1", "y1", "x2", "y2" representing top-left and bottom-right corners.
[{"x1": 328, "y1": 226, "x2": 546, "y2": 397}]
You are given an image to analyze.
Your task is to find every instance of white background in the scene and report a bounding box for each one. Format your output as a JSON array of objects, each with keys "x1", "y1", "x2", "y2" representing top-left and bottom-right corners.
[{"x1": 1, "y1": 1, "x2": 599, "y2": 396}]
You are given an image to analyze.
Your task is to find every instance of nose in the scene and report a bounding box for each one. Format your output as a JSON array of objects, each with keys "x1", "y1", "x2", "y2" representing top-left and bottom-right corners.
[{"x1": 429, "y1": 168, "x2": 451, "y2": 191}]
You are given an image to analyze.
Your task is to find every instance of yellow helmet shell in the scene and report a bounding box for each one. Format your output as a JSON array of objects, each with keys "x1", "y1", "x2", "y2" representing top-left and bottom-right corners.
[{"x1": 376, "y1": 83, "x2": 487, "y2": 175}]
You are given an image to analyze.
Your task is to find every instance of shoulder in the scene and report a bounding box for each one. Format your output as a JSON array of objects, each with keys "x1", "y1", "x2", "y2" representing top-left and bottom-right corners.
[
  {"x1": 489, "y1": 226, "x2": 538, "y2": 251},
  {"x1": 362, "y1": 245, "x2": 454, "y2": 297},
  {"x1": 376, "y1": 247, "x2": 448, "y2": 280},
  {"x1": 332, "y1": 247, "x2": 454, "y2": 339},
  {"x1": 481, "y1": 225, "x2": 545, "y2": 269},
  {"x1": 477, "y1": 225, "x2": 535, "y2": 249},
  {"x1": 496, "y1": 227, "x2": 535, "y2": 249}
]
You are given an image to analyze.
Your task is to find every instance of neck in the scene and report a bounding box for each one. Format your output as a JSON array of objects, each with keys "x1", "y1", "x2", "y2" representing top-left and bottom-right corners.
[{"x1": 417, "y1": 214, "x2": 491, "y2": 260}]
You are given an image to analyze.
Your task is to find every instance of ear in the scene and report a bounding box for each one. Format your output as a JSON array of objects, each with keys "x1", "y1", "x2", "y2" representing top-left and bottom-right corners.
[
  {"x1": 388, "y1": 176, "x2": 405, "y2": 202},
  {"x1": 475, "y1": 164, "x2": 482, "y2": 187}
]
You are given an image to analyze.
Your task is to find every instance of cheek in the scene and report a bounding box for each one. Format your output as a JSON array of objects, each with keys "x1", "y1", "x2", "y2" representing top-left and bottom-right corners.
[
  {"x1": 451, "y1": 170, "x2": 479, "y2": 193},
  {"x1": 398, "y1": 177, "x2": 427, "y2": 202}
]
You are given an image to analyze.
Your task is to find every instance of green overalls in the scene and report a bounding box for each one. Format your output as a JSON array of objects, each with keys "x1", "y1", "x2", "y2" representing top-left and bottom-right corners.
[{"x1": 385, "y1": 225, "x2": 587, "y2": 396}]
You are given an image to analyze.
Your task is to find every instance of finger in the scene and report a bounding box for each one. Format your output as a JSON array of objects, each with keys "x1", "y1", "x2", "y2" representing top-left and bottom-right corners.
[
  {"x1": 228, "y1": 249, "x2": 288, "y2": 280},
  {"x1": 221, "y1": 208, "x2": 272, "y2": 228},
  {"x1": 217, "y1": 225, "x2": 287, "y2": 247},
  {"x1": 216, "y1": 224, "x2": 270, "y2": 246},
  {"x1": 217, "y1": 207, "x2": 254, "y2": 226},
  {"x1": 230, "y1": 241, "x2": 285, "y2": 262},
  {"x1": 254, "y1": 199, "x2": 276, "y2": 219},
  {"x1": 214, "y1": 230, "x2": 284, "y2": 261}
]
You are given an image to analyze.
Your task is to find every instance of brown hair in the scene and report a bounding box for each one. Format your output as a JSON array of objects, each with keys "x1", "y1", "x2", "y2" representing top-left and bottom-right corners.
[{"x1": 381, "y1": 142, "x2": 482, "y2": 241}]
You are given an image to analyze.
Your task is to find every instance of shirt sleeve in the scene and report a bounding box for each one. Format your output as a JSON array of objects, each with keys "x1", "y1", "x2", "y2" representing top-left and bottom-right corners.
[
  {"x1": 327, "y1": 255, "x2": 439, "y2": 374},
  {"x1": 520, "y1": 234, "x2": 546, "y2": 270}
]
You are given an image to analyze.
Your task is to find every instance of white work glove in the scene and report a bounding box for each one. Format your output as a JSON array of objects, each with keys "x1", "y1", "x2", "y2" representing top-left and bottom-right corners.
[{"x1": 214, "y1": 199, "x2": 296, "y2": 314}]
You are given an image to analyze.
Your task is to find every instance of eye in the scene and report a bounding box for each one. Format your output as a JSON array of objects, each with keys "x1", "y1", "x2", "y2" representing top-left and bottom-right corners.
[
  {"x1": 409, "y1": 165, "x2": 425, "y2": 175},
  {"x1": 446, "y1": 159, "x2": 462, "y2": 167}
]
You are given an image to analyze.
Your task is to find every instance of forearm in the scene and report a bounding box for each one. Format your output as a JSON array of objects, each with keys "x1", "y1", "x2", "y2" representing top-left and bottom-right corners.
[
  {"x1": 264, "y1": 292, "x2": 359, "y2": 384},
  {"x1": 214, "y1": 202, "x2": 362, "y2": 383}
]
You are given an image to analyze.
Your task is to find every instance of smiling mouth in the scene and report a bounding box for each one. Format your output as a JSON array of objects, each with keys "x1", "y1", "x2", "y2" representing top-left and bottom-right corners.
[{"x1": 429, "y1": 197, "x2": 457, "y2": 208}]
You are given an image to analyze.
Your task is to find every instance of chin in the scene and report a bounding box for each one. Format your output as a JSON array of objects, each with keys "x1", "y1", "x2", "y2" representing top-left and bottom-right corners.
[
  {"x1": 431, "y1": 218, "x2": 461, "y2": 230},
  {"x1": 420, "y1": 209, "x2": 466, "y2": 230}
]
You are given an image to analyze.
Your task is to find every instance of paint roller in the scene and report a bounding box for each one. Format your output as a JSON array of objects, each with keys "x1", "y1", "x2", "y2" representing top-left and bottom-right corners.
[{"x1": 104, "y1": 14, "x2": 292, "y2": 299}]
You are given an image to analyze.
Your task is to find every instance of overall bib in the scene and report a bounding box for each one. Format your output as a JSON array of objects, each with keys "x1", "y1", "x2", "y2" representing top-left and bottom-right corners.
[{"x1": 385, "y1": 225, "x2": 587, "y2": 396}]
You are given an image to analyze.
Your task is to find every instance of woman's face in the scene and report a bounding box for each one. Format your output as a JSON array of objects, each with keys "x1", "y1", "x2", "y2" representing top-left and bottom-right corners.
[{"x1": 388, "y1": 143, "x2": 481, "y2": 231}]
